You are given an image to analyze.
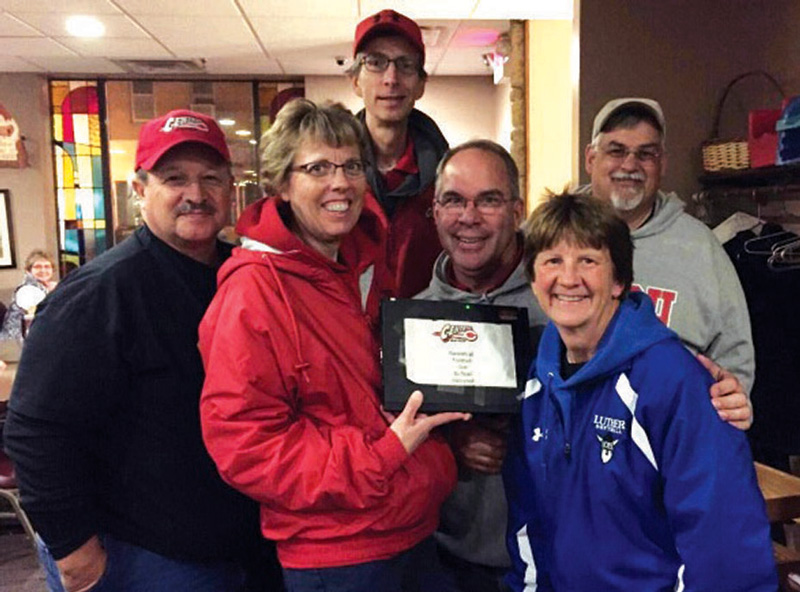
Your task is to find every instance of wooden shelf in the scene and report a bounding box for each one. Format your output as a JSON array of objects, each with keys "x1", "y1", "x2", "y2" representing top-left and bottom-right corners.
[{"x1": 700, "y1": 164, "x2": 800, "y2": 188}]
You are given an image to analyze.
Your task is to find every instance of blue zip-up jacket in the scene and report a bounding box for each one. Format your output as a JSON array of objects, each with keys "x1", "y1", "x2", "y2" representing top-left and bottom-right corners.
[{"x1": 504, "y1": 292, "x2": 776, "y2": 591}]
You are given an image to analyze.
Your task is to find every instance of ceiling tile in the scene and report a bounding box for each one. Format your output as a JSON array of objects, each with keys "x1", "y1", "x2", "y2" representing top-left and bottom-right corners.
[
  {"x1": 11, "y1": 12, "x2": 148, "y2": 38},
  {"x1": 0, "y1": 36, "x2": 76, "y2": 56},
  {"x1": 0, "y1": 54, "x2": 44, "y2": 71},
  {"x1": 0, "y1": 11, "x2": 41, "y2": 36},
  {"x1": 239, "y1": 0, "x2": 358, "y2": 19},
  {"x1": 0, "y1": 0, "x2": 121, "y2": 14},
  {"x1": 472, "y1": 0, "x2": 573, "y2": 19},
  {"x1": 251, "y1": 17, "x2": 354, "y2": 53},
  {"x1": 359, "y1": 0, "x2": 475, "y2": 20},
  {"x1": 56, "y1": 36, "x2": 173, "y2": 59},
  {"x1": 115, "y1": 0, "x2": 241, "y2": 17},
  {"x1": 135, "y1": 15, "x2": 259, "y2": 57}
]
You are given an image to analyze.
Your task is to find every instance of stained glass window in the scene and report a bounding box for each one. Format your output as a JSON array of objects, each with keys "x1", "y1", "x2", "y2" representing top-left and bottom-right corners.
[{"x1": 50, "y1": 80, "x2": 109, "y2": 269}]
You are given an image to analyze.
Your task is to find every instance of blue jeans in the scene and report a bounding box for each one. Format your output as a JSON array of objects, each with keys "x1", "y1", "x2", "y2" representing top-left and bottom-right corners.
[
  {"x1": 36, "y1": 533, "x2": 247, "y2": 592},
  {"x1": 282, "y1": 537, "x2": 460, "y2": 592}
]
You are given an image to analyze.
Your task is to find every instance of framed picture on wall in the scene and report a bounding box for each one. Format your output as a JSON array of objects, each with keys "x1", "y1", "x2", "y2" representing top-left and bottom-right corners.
[{"x1": 0, "y1": 190, "x2": 16, "y2": 268}]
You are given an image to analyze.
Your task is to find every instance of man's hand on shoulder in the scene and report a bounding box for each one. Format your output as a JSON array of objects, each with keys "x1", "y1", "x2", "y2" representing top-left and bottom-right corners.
[
  {"x1": 697, "y1": 354, "x2": 753, "y2": 431},
  {"x1": 56, "y1": 535, "x2": 107, "y2": 592}
]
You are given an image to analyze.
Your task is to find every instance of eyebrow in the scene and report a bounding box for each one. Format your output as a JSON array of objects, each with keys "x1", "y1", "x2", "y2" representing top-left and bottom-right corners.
[{"x1": 441, "y1": 189, "x2": 505, "y2": 199}]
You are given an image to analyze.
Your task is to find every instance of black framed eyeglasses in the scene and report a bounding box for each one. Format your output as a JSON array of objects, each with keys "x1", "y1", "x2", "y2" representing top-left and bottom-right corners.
[
  {"x1": 435, "y1": 193, "x2": 512, "y2": 215},
  {"x1": 600, "y1": 144, "x2": 662, "y2": 164},
  {"x1": 360, "y1": 53, "x2": 420, "y2": 76},
  {"x1": 291, "y1": 159, "x2": 367, "y2": 179}
]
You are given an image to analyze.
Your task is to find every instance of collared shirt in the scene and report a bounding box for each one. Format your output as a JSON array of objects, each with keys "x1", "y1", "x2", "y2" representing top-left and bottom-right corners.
[{"x1": 382, "y1": 135, "x2": 418, "y2": 192}]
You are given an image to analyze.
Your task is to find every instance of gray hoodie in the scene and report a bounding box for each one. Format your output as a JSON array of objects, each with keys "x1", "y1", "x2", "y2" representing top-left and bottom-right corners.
[
  {"x1": 416, "y1": 243, "x2": 547, "y2": 568},
  {"x1": 577, "y1": 187, "x2": 754, "y2": 392}
]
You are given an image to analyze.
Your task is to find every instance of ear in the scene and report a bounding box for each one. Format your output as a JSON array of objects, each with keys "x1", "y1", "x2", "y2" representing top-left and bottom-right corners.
[
  {"x1": 612, "y1": 280, "x2": 624, "y2": 300},
  {"x1": 585, "y1": 143, "x2": 597, "y2": 176},
  {"x1": 350, "y1": 74, "x2": 364, "y2": 99},
  {"x1": 659, "y1": 150, "x2": 668, "y2": 177},
  {"x1": 512, "y1": 198, "x2": 524, "y2": 228},
  {"x1": 412, "y1": 77, "x2": 426, "y2": 101},
  {"x1": 131, "y1": 176, "x2": 146, "y2": 199}
]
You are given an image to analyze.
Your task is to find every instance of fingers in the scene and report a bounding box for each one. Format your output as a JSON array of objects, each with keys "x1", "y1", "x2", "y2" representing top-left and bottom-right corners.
[
  {"x1": 711, "y1": 393, "x2": 753, "y2": 431},
  {"x1": 399, "y1": 390, "x2": 424, "y2": 421}
]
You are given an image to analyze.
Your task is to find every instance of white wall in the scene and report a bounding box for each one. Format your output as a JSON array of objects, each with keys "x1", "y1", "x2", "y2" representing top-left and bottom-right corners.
[
  {"x1": 305, "y1": 75, "x2": 510, "y2": 148},
  {"x1": 0, "y1": 74, "x2": 57, "y2": 303}
]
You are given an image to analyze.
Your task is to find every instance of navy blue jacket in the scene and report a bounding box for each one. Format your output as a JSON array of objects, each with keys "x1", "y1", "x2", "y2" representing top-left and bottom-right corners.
[{"x1": 504, "y1": 292, "x2": 776, "y2": 591}]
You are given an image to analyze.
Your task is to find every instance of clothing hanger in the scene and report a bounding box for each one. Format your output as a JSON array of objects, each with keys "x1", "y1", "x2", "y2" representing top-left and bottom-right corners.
[{"x1": 743, "y1": 229, "x2": 795, "y2": 255}]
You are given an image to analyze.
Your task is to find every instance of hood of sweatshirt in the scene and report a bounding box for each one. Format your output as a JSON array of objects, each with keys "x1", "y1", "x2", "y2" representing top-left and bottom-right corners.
[
  {"x1": 422, "y1": 237, "x2": 529, "y2": 302},
  {"x1": 573, "y1": 185, "x2": 684, "y2": 241},
  {"x1": 536, "y1": 291, "x2": 678, "y2": 389}
]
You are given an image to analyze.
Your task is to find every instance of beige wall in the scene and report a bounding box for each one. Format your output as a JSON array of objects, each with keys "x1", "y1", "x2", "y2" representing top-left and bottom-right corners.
[
  {"x1": 0, "y1": 74, "x2": 57, "y2": 303},
  {"x1": 579, "y1": 0, "x2": 800, "y2": 201},
  {"x1": 305, "y1": 75, "x2": 510, "y2": 148}
]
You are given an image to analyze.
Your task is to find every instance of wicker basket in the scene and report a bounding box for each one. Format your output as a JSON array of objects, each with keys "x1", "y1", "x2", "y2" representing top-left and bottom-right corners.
[{"x1": 702, "y1": 71, "x2": 784, "y2": 172}]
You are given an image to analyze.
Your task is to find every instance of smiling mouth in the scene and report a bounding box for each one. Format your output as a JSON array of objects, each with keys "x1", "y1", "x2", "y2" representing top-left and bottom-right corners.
[
  {"x1": 323, "y1": 201, "x2": 351, "y2": 212},
  {"x1": 554, "y1": 294, "x2": 587, "y2": 302}
]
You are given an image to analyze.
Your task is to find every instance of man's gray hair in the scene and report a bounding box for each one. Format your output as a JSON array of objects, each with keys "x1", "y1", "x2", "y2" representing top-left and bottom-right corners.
[{"x1": 435, "y1": 140, "x2": 521, "y2": 202}]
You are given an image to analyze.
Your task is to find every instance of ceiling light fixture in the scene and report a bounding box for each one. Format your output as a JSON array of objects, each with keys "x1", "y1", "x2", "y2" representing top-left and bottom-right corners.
[
  {"x1": 235, "y1": 130, "x2": 252, "y2": 137},
  {"x1": 65, "y1": 15, "x2": 105, "y2": 38},
  {"x1": 218, "y1": 118, "x2": 236, "y2": 127}
]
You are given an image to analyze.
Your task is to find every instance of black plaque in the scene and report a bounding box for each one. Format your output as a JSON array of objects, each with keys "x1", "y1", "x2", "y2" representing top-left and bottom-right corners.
[{"x1": 381, "y1": 298, "x2": 530, "y2": 413}]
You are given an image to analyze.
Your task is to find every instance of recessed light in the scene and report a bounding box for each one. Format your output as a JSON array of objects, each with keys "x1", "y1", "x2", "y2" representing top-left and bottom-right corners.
[
  {"x1": 235, "y1": 129, "x2": 252, "y2": 137},
  {"x1": 249, "y1": 139, "x2": 257, "y2": 145},
  {"x1": 218, "y1": 118, "x2": 236, "y2": 126},
  {"x1": 66, "y1": 15, "x2": 105, "y2": 38}
]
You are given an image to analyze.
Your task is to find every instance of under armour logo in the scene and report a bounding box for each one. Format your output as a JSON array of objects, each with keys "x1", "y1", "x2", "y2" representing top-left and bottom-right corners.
[{"x1": 532, "y1": 427, "x2": 544, "y2": 442}]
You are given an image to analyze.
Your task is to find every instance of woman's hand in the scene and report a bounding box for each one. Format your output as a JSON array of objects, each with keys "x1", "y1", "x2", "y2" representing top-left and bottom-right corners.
[{"x1": 389, "y1": 391, "x2": 471, "y2": 455}]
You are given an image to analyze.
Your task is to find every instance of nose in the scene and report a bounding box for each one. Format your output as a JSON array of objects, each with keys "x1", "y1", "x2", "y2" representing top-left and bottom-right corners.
[
  {"x1": 183, "y1": 179, "x2": 210, "y2": 203},
  {"x1": 381, "y1": 62, "x2": 399, "y2": 84},
  {"x1": 619, "y1": 150, "x2": 640, "y2": 169},
  {"x1": 559, "y1": 259, "x2": 580, "y2": 286},
  {"x1": 456, "y1": 199, "x2": 481, "y2": 224},
  {"x1": 329, "y1": 166, "x2": 352, "y2": 189}
]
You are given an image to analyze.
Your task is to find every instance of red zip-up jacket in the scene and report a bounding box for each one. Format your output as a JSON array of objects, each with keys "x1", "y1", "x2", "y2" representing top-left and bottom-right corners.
[{"x1": 199, "y1": 197, "x2": 457, "y2": 569}]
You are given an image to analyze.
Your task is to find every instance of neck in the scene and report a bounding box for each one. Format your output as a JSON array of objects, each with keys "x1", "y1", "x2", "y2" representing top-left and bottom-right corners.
[
  {"x1": 559, "y1": 299, "x2": 620, "y2": 364},
  {"x1": 180, "y1": 241, "x2": 219, "y2": 266},
  {"x1": 451, "y1": 241, "x2": 521, "y2": 294},
  {"x1": 620, "y1": 199, "x2": 656, "y2": 231},
  {"x1": 365, "y1": 115, "x2": 409, "y2": 172}
]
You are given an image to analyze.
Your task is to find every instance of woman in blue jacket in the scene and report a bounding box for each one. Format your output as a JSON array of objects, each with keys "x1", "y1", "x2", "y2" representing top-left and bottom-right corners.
[{"x1": 504, "y1": 192, "x2": 776, "y2": 591}]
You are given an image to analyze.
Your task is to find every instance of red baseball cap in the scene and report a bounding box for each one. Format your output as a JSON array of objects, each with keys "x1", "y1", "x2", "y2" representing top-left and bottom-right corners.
[
  {"x1": 353, "y1": 9, "x2": 425, "y2": 63},
  {"x1": 135, "y1": 109, "x2": 231, "y2": 170}
]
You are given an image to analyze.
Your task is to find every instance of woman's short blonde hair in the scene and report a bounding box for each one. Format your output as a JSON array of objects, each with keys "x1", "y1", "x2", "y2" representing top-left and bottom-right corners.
[{"x1": 260, "y1": 99, "x2": 369, "y2": 194}]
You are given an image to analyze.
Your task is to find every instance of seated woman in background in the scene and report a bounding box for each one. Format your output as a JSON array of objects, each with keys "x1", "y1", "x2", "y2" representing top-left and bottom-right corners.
[
  {"x1": 199, "y1": 99, "x2": 469, "y2": 592},
  {"x1": 504, "y1": 192, "x2": 776, "y2": 591},
  {"x1": 0, "y1": 250, "x2": 58, "y2": 340}
]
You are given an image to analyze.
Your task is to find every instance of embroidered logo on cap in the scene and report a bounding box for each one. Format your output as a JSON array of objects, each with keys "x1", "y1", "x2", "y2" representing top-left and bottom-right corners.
[{"x1": 161, "y1": 116, "x2": 209, "y2": 133}]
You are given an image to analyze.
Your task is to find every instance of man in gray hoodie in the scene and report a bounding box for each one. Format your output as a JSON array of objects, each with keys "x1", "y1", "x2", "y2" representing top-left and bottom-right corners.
[
  {"x1": 419, "y1": 138, "x2": 754, "y2": 592},
  {"x1": 581, "y1": 98, "x2": 754, "y2": 429}
]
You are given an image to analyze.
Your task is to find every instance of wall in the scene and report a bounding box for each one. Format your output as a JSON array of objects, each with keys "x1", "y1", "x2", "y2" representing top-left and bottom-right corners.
[
  {"x1": 0, "y1": 74, "x2": 57, "y2": 303},
  {"x1": 579, "y1": 0, "x2": 800, "y2": 202},
  {"x1": 305, "y1": 75, "x2": 508, "y2": 148}
]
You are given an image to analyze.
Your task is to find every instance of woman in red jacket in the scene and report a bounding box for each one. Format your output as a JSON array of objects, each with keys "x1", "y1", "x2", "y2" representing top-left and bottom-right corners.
[{"x1": 199, "y1": 99, "x2": 469, "y2": 592}]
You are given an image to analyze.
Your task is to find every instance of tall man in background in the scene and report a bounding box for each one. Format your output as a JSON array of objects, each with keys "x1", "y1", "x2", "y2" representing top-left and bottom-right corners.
[
  {"x1": 348, "y1": 9, "x2": 448, "y2": 297},
  {"x1": 5, "y1": 110, "x2": 279, "y2": 592}
]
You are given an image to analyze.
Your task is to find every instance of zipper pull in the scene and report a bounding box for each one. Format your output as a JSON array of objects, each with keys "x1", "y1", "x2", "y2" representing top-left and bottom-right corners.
[{"x1": 564, "y1": 442, "x2": 572, "y2": 459}]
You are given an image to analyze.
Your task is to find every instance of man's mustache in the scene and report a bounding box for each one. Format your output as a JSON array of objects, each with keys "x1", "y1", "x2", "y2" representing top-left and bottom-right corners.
[{"x1": 175, "y1": 202, "x2": 217, "y2": 215}]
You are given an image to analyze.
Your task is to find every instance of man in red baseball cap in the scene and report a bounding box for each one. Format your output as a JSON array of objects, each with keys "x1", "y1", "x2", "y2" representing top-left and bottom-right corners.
[
  {"x1": 5, "y1": 109, "x2": 283, "y2": 591},
  {"x1": 347, "y1": 9, "x2": 448, "y2": 298}
]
